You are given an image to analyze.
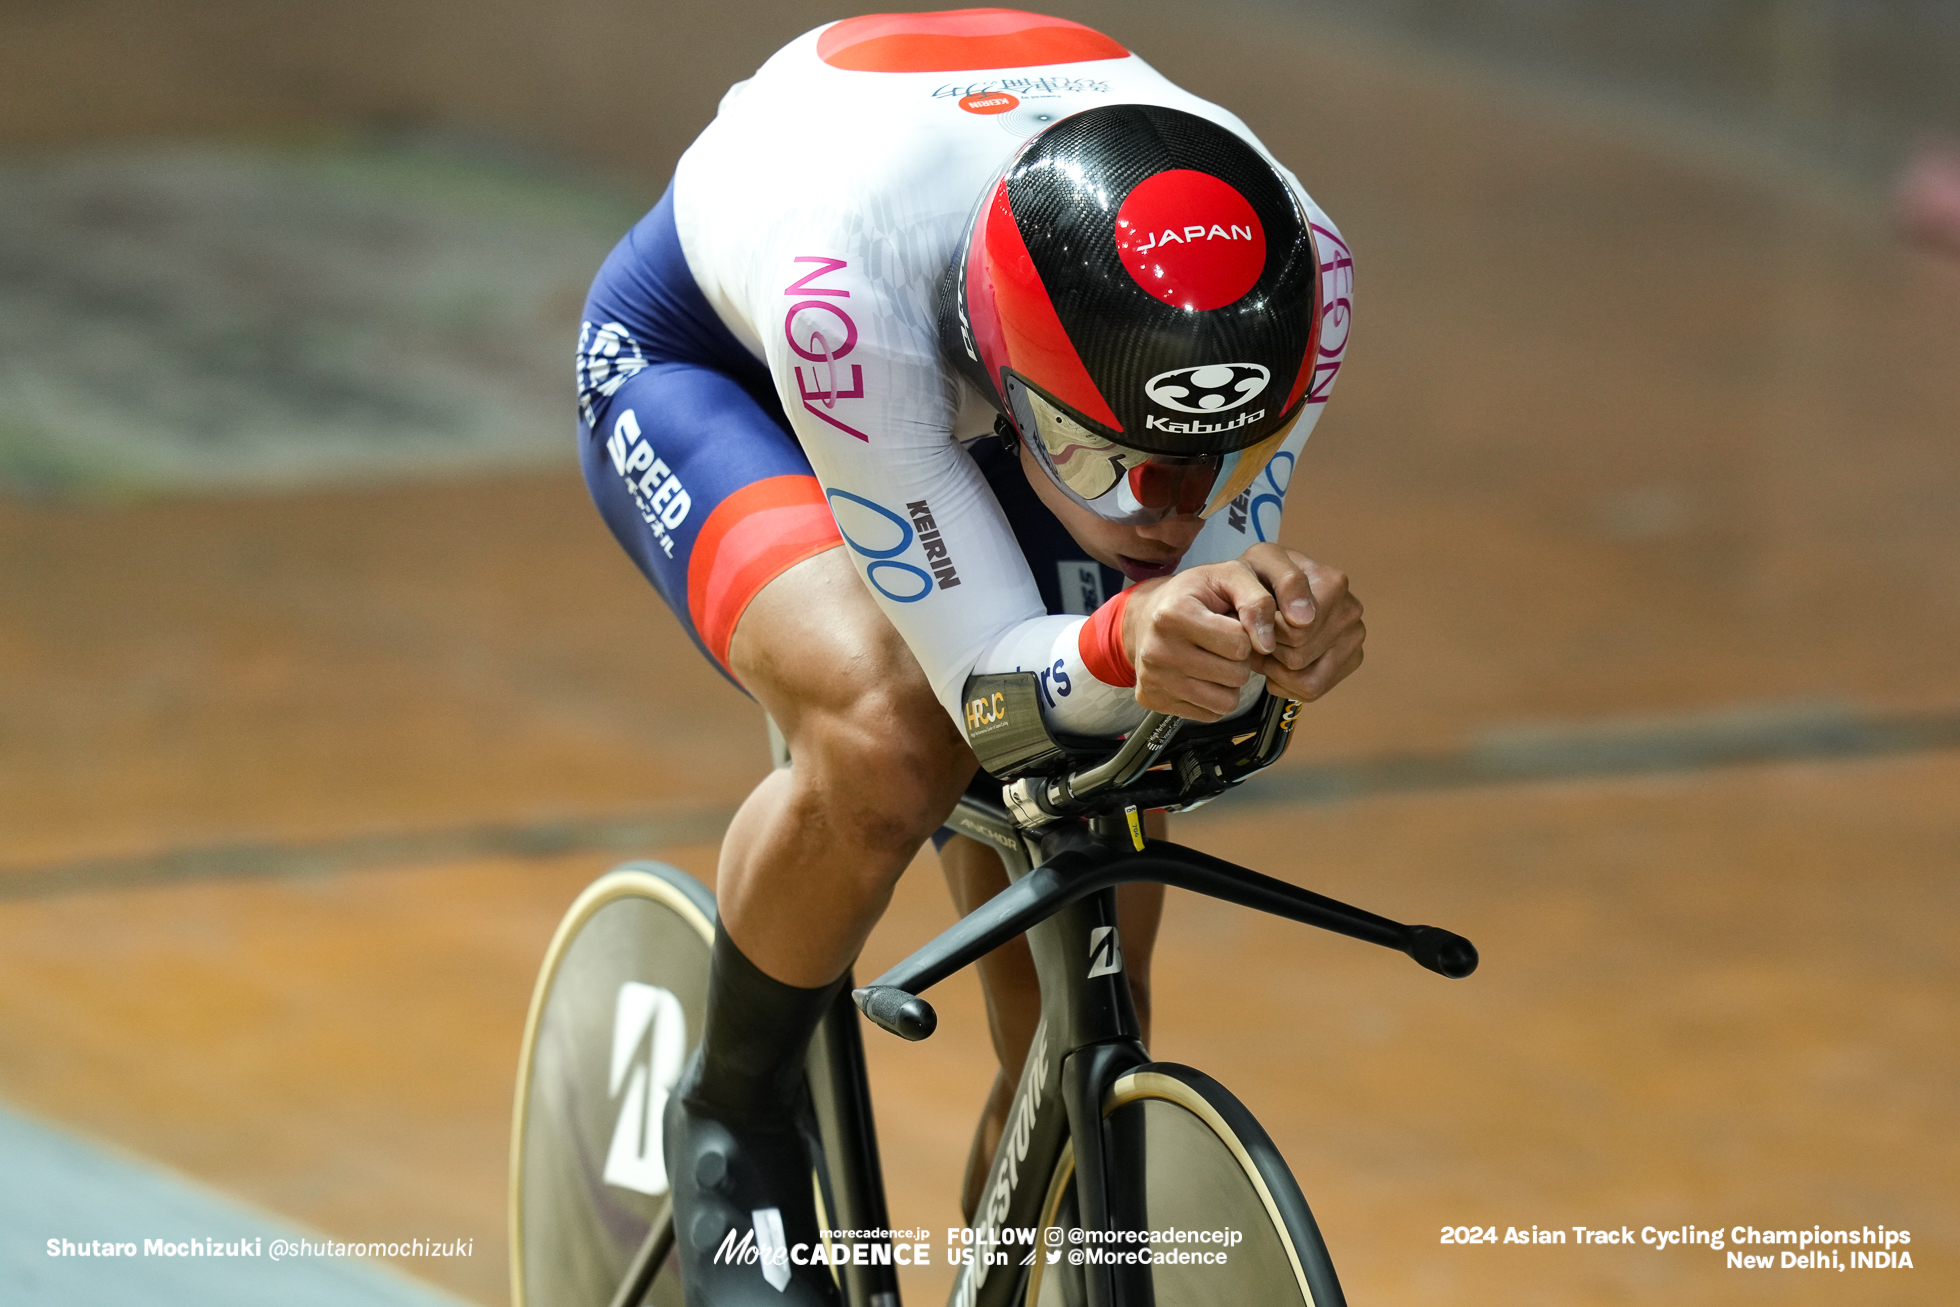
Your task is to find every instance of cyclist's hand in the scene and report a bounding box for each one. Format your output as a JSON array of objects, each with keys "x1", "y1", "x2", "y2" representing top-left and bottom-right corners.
[
  {"x1": 1122, "y1": 560, "x2": 1286, "y2": 721},
  {"x1": 1122, "y1": 547, "x2": 1365, "y2": 720},
  {"x1": 1237, "y1": 544, "x2": 1365, "y2": 703}
]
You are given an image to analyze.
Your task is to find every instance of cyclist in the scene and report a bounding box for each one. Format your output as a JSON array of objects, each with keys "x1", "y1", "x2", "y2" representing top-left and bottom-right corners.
[{"x1": 574, "y1": 11, "x2": 1362, "y2": 1302}]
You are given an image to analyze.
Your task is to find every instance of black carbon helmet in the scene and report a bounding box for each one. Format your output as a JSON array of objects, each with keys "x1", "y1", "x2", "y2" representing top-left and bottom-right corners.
[{"x1": 940, "y1": 104, "x2": 1324, "y2": 523}]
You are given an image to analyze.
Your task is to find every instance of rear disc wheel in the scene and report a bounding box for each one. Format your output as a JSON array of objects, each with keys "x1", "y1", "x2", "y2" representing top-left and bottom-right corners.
[{"x1": 510, "y1": 864, "x2": 716, "y2": 1307}]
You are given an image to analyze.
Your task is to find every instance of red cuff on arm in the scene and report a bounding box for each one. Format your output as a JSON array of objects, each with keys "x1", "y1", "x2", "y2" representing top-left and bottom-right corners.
[{"x1": 1077, "y1": 588, "x2": 1136, "y2": 688}]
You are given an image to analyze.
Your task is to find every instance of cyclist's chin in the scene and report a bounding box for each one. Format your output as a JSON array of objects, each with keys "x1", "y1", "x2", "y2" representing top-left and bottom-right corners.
[
  {"x1": 1057, "y1": 518, "x2": 1188, "y2": 581},
  {"x1": 1115, "y1": 554, "x2": 1180, "y2": 582},
  {"x1": 1073, "y1": 527, "x2": 1191, "y2": 582}
]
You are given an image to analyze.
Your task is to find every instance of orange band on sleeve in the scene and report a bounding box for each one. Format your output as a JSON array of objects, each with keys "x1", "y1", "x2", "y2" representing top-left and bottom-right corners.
[
  {"x1": 1077, "y1": 587, "x2": 1136, "y2": 688},
  {"x1": 687, "y1": 475, "x2": 842, "y2": 670}
]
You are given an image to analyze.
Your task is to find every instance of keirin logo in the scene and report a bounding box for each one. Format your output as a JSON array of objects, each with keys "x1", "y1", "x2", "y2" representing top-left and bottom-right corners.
[
  {"x1": 907, "y1": 498, "x2": 961, "y2": 590},
  {"x1": 602, "y1": 983, "x2": 685, "y2": 1195},
  {"x1": 1145, "y1": 364, "x2": 1269, "y2": 414}
]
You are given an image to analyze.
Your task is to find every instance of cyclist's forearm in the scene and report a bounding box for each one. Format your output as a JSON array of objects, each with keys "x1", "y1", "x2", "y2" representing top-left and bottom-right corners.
[{"x1": 967, "y1": 612, "x2": 1151, "y2": 737}]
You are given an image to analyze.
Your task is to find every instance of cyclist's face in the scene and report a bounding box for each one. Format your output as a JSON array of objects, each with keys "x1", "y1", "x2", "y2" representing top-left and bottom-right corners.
[{"x1": 1018, "y1": 438, "x2": 1204, "y2": 583}]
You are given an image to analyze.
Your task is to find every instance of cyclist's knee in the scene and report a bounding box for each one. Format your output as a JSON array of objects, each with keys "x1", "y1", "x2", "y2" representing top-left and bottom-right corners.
[
  {"x1": 730, "y1": 550, "x2": 973, "y2": 859},
  {"x1": 793, "y1": 680, "x2": 971, "y2": 857}
]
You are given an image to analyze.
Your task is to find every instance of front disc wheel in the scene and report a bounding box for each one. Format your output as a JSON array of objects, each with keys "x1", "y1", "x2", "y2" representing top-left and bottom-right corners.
[{"x1": 1025, "y1": 1062, "x2": 1344, "y2": 1307}]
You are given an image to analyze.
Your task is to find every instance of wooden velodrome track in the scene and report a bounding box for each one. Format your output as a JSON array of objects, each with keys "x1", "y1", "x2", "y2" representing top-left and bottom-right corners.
[{"x1": 2, "y1": 3, "x2": 1956, "y2": 1304}]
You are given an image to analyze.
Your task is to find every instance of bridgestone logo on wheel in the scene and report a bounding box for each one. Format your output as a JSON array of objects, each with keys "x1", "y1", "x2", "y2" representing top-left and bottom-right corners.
[{"x1": 603, "y1": 983, "x2": 685, "y2": 1195}]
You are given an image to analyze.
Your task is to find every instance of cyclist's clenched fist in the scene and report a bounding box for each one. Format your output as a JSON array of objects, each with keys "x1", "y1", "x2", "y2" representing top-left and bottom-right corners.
[
  {"x1": 1239, "y1": 544, "x2": 1366, "y2": 705},
  {"x1": 1122, "y1": 543, "x2": 1365, "y2": 721}
]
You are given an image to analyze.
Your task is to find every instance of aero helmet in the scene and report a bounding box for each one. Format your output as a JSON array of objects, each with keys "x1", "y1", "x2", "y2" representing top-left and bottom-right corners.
[{"x1": 940, "y1": 104, "x2": 1323, "y2": 525}]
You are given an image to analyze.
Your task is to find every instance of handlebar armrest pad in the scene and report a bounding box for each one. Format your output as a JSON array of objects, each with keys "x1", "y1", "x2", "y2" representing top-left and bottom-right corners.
[{"x1": 960, "y1": 672, "x2": 1076, "y2": 779}]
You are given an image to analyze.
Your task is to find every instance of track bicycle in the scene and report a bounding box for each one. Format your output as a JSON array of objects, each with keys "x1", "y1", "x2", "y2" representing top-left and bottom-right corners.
[{"x1": 510, "y1": 674, "x2": 1479, "y2": 1307}]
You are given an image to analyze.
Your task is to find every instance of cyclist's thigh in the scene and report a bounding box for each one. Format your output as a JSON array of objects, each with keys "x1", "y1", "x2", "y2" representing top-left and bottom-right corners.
[
  {"x1": 727, "y1": 552, "x2": 983, "y2": 833},
  {"x1": 582, "y1": 357, "x2": 962, "y2": 776},
  {"x1": 579, "y1": 360, "x2": 841, "y2": 682}
]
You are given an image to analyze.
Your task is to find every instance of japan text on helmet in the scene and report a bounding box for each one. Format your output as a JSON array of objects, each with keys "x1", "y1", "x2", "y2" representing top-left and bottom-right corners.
[{"x1": 939, "y1": 104, "x2": 1324, "y2": 525}]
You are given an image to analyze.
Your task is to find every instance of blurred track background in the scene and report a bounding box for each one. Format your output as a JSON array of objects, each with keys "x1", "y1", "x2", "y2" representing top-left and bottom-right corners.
[{"x1": 1, "y1": 2, "x2": 1955, "y2": 1304}]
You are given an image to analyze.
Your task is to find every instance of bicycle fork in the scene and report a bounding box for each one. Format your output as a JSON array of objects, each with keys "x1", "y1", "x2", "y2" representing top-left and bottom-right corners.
[
  {"x1": 809, "y1": 978, "x2": 904, "y2": 1307},
  {"x1": 951, "y1": 884, "x2": 1149, "y2": 1307}
]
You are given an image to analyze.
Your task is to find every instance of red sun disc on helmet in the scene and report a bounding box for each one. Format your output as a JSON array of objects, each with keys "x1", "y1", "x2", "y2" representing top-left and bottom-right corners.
[{"x1": 1114, "y1": 170, "x2": 1266, "y2": 310}]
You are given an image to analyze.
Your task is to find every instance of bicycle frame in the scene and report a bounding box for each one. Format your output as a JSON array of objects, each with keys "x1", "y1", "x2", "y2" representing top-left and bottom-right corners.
[
  {"x1": 931, "y1": 804, "x2": 1149, "y2": 1307},
  {"x1": 807, "y1": 980, "x2": 905, "y2": 1307},
  {"x1": 603, "y1": 692, "x2": 1476, "y2": 1307},
  {"x1": 853, "y1": 783, "x2": 1476, "y2": 1307}
]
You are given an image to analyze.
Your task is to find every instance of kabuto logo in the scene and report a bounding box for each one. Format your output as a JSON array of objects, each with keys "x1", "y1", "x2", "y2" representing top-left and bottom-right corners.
[
  {"x1": 1145, "y1": 363, "x2": 1270, "y2": 414},
  {"x1": 1144, "y1": 407, "x2": 1265, "y2": 436}
]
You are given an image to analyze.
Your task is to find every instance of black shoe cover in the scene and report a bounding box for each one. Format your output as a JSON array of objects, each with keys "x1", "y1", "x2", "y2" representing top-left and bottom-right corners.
[
  {"x1": 665, "y1": 926, "x2": 846, "y2": 1305},
  {"x1": 665, "y1": 1052, "x2": 843, "y2": 1305}
]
